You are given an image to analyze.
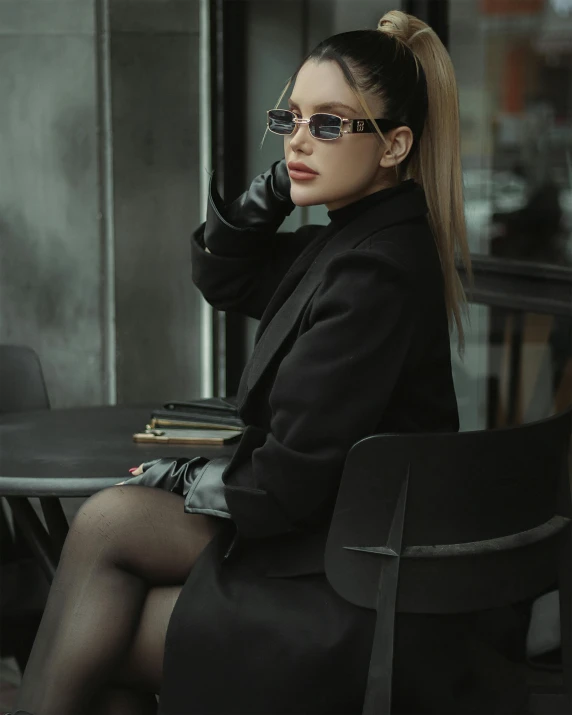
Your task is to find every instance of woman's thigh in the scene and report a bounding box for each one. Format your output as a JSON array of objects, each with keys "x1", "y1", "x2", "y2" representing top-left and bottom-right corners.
[
  {"x1": 66, "y1": 486, "x2": 225, "y2": 694},
  {"x1": 68, "y1": 484, "x2": 223, "y2": 582}
]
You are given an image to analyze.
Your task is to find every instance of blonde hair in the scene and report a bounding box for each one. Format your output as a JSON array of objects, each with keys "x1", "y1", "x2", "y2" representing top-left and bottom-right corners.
[
  {"x1": 377, "y1": 11, "x2": 472, "y2": 351},
  {"x1": 268, "y1": 10, "x2": 472, "y2": 350}
]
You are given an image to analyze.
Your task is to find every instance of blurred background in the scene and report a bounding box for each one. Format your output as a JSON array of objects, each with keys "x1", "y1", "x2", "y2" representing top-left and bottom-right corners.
[
  {"x1": 0, "y1": 0, "x2": 571, "y2": 706},
  {"x1": 0, "y1": 0, "x2": 570, "y2": 431}
]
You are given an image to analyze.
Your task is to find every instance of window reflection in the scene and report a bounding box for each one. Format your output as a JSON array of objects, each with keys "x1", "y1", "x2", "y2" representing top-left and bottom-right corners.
[{"x1": 451, "y1": 0, "x2": 572, "y2": 265}]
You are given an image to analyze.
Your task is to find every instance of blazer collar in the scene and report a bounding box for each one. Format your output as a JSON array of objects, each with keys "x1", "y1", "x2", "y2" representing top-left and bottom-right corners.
[{"x1": 236, "y1": 184, "x2": 428, "y2": 410}]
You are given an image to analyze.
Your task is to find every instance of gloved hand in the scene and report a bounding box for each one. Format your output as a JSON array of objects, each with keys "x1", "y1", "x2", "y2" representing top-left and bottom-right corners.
[
  {"x1": 184, "y1": 456, "x2": 232, "y2": 519},
  {"x1": 205, "y1": 160, "x2": 295, "y2": 252},
  {"x1": 116, "y1": 455, "x2": 233, "y2": 521},
  {"x1": 220, "y1": 159, "x2": 294, "y2": 228},
  {"x1": 115, "y1": 456, "x2": 209, "y2": 495}
]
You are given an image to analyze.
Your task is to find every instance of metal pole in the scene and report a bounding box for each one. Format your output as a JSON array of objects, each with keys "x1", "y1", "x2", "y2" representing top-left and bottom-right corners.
[
  {"x1": 199, "y1": 0, "x2": 215, "y2": 398},
  {"x1": 96, "y1": 0, "x2": 117, "y2": 404}
]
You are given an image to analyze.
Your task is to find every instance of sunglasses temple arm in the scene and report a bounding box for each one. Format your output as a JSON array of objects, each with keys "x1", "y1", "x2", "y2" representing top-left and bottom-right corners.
[{"x1": 259, "y1": 125, "x2": 270, "y2": 150}]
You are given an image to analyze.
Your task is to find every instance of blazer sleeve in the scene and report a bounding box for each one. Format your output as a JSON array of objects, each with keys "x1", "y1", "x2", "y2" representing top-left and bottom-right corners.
[
  {"x1": 191, "y1": 192, "x2": 322, "y2": 320},
  {"x1": 222, "y1": 249, "x2": 418, "y2": 538}
]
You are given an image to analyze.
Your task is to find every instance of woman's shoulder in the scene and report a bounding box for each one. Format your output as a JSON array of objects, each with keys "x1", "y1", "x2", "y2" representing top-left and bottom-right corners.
[{"x1": 359, "y1": 216, "x2": 439, "y2": 278}]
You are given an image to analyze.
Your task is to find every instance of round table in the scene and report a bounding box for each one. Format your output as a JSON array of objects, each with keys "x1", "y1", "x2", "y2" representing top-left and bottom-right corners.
[{"x1": 0, "y1": 405, "x2": 237, "y2": 581}]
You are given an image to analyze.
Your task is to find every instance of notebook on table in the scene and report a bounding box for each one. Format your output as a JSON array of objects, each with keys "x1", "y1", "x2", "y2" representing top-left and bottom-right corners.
[
  {"x1": 133, "y1": 427, "x2": 243, "y2": 446},
  {"x1": 132, "y1": 396, "x2": 245, "y2": 445},
  {"x1": 149, "y1": 397, "x2": 244, "y2": 431}
]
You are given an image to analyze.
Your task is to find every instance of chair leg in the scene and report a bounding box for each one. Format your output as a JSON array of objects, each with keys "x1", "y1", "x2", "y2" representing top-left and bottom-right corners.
[
  {"x1": 362, "y1": 557, "x2": 400, "y2": 715},
  {"x1": 4, "y1": 497, "x2": 58, "y2": 582},
  {"x1": 532, "y1": 521, "x2": 572, "y2": 713},
  {"x1": 39, "y1": 497, "x2": 69, "y2": 559},
  {"x1": 558, "y1": 523, "x2": 572, "y2": 712},
  {"x1": 6, "y1": 611, "x2": 43, "y2": 675},
  {"x1": 362, "y1": 471, "x2": 409, "y2": 715}
]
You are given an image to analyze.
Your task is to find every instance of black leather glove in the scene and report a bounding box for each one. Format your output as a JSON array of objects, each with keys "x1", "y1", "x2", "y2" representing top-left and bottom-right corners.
[
  {"x1": 119, "y1": 456, "x2": 209, "y2": 495},
  {"x1": 184, "y1": 456, "x2": 232, "y2": 519},
  {"x1": 119, "y1": 456, "x2": 233, "y2": 520},
  {"x1": 205, "y1": 160, "x2": 295, "y2": 253}
]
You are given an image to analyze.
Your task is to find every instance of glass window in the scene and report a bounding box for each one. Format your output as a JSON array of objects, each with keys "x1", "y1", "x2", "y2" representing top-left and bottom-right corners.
[
  {"x1": 451, "y1": 0, "x2": 572, "y2": 266},
  {"x1": 450, "y1": 0, "x2": 572, "y2": 430}
]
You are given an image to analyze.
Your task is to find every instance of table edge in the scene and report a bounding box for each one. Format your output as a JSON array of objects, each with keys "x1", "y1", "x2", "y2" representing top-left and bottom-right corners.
[{"x1": 0, "y1": 477, "x2": 125, "y2": 497}]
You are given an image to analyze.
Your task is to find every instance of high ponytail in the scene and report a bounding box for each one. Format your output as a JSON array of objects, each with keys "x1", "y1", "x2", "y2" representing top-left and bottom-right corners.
[
  {"x1": 378, "y1": 11, "x2": 472, "y2": 352},
  {"x1": 282, "y1": 10, "x2": 472, "y2": 351}
]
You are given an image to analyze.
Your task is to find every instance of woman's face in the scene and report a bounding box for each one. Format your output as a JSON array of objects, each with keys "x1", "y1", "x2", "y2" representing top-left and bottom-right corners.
[{"x1": 283, "y1": 60, "x2": 397, "y2": 211}]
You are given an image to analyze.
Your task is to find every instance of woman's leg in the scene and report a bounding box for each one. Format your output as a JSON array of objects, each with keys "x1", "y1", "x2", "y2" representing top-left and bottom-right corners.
[
  {"x1": 14, "y1": 485, "x2": 223, "y2": 715},
  {"x1": 90, "y1": 585, "x2": 182, "y2": 714},
  {"x1": 89, "y1": 687, "x2": 158, "y2": 715}
]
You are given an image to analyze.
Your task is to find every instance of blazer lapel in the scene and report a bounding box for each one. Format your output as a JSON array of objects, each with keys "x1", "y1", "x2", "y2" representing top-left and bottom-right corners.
[
  {"x1": 253, "y1": 226, "x2": 335, "y2": 344},
  {"x1": 236, "y1": 185, "x2": 428, "y2": 410}
]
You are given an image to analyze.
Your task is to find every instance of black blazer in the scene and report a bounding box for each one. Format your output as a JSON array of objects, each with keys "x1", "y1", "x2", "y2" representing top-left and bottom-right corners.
[
  {"x1": 157, "y1": 186, "x2": 529, "y2": 715},
  {"x1": 191, "y1": 181, "x2": 459, "y2": 576}
]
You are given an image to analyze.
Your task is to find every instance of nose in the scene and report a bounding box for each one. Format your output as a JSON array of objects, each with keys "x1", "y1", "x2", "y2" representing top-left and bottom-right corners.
[{"x1": 287, "y1": 122, "x2": 313, "y2": 154}]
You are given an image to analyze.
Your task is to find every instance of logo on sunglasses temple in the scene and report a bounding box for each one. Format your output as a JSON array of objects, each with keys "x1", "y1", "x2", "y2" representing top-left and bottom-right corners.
[{"x1": 357, "y1": 121, "x2": 365, "y2": 132}]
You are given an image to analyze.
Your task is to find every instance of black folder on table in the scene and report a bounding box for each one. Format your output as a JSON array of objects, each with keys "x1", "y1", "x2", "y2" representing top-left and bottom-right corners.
[{"x1": 148, "y1": 397, "x2": 245, "y2": 431}]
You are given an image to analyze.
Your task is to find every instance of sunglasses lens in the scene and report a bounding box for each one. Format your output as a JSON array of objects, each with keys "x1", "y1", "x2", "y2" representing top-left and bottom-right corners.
[
  {"x1": 310, "y1": 114, "x2": 342, "y2": 140},
  {"x1": 268, "y1": 110, "x2": 295, "y2": 135}
]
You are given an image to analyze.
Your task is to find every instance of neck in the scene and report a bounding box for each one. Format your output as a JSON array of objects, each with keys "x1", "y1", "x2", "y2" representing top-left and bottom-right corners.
[{"x1": 325, "y1": 180, "x2": 400, "y2": 212}]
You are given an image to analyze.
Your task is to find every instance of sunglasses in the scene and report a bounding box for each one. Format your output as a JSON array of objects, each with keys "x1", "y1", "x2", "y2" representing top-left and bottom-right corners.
[{"x1": 266, "y1": 109, "x2": 405, "y2": 141}]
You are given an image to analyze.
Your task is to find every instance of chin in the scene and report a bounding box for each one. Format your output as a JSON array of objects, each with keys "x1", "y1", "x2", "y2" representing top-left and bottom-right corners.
[{"x1": 290, "y1": 187, "x2": 328, "y2": 208}]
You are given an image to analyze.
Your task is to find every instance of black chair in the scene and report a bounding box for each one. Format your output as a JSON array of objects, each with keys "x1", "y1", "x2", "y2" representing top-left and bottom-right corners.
[
  {"x1": 0, "y1": 344, "x2": 51, "y2": 673},
  {"x1": 326, "y1": 407, "x2": 572, "y2": 715},
  {"x1": 0, "y1": 344, "x2": 51, "y2": 414}
]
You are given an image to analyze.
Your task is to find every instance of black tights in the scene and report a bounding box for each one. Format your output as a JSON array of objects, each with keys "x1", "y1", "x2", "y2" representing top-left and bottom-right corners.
[{"x1": 15, "y1": 485, "x2": 223, "y2": 715}]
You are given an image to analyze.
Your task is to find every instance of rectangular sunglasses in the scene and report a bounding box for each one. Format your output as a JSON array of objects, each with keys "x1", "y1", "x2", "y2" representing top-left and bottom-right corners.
[{"x1": 267, "y1": 109, "x2": 404, "y2": 141}]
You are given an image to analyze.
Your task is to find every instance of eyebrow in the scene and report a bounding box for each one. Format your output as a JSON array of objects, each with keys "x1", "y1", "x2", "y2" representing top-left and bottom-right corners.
[{"x1": 288, "y1": 99, "x2": 361, "y2": 115}]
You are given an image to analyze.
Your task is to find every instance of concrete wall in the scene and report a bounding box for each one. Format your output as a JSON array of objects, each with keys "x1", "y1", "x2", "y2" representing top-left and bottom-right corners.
[
  {"x1": 0, "y1": 1, "x2": 105, "y2": 407},
  {"x1": 110, "y1": 1, "x2": 203, "y2": 405},
  {"x1": 0, "y1": 0, "x2": 204, "y2": 408}
]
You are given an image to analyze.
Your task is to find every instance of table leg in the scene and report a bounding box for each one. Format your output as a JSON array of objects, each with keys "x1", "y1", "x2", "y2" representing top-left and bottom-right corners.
[
  {"x1": 5, "y1": 497, "x2": 58, "y2": 583},
  {"x1": 39, "y1": 496, "x2": 69, "y2": 558}
]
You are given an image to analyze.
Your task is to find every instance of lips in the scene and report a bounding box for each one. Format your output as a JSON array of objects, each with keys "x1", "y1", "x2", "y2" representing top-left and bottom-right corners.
[{"x1": 288, "y1": 161, "x2": 319, "y2": 181}]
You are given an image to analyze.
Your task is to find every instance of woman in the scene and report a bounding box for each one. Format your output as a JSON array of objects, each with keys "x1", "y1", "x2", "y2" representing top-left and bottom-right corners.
[{"x1": 11, "y1": 10, "x2": 528, "y2": 715}]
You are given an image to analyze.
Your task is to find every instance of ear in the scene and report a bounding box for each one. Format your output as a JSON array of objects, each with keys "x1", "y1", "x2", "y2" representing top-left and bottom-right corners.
[{"x1": 379, "y1": 126, "x2": 414, "y2": 169}]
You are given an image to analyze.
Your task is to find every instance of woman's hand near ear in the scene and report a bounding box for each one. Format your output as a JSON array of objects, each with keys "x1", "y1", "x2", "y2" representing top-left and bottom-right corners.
[{"x1": 207, "y1": 159, "x2": 294, "y2": 236}]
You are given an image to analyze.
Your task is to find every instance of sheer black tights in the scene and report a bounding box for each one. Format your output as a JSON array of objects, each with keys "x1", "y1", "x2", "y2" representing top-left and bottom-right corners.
[{"x1": 15, "y1": 484, "x2": 223, "y2": 715}]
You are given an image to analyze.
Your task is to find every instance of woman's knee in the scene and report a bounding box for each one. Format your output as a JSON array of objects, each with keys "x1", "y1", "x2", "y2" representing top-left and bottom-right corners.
[
  {"x1": 68, "y1": 486, "x2": 147, "y2": 543},
  {"x1": 62, "y1": 485, "x2": 167, "y2": 569},
  {"x1": 66, "y1": 484, "x2": 224, "y2": 579}
]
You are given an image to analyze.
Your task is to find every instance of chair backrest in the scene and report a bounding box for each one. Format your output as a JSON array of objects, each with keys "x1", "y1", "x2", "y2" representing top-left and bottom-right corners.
[
  {"x1": 0, "y1": 344, "x2": 50, "y2": 413},
  {"x1": 326, "y1": 407, "x2": 572, "y2": 615}
]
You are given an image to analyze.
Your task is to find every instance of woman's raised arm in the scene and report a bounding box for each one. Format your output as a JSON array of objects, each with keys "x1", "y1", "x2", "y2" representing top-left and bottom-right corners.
[{"x1": 191, "y1": 160, "x2": 320, "y2": 319}]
